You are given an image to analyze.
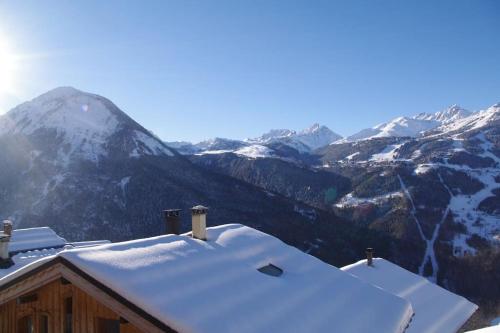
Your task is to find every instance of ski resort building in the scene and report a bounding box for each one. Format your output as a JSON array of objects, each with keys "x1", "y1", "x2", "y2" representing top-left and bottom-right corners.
[{"x1": 0, "y1": 208, "x2": 478, "y2": 333}]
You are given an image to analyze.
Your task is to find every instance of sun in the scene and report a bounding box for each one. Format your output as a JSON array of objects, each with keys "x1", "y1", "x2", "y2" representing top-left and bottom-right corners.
[{"x1": 0, "y1": 34, "x2": 18, "y2": 95}]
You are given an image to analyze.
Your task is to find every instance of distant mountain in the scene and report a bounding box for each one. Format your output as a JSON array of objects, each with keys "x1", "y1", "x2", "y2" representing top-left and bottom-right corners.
[
  {"x1": 167, "y1": 124, "x2": 341, "y2": 159},
  {"x1": 345, "y1": 105, "x2": 471, "y2": 142},
  {"x1": 413, "y1": 104, "x2": 472, "y2": 124},
  {"x1": 248, "y1": 123, "x2": 342, "y2": 151},
  {"x1": 434, "y1": 103, "x2": 500, "y2": 136}
]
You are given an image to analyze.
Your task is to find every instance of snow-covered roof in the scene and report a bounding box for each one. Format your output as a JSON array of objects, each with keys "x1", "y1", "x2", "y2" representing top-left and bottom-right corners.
[
  {"x1": 9, "y1": 227, "x2": 67, "y2": 253},
  {"x1": 465, "y1": 326, "x2": 500, "y2": 333},
  {"x1": 342, "y1": 258, "x2": 478, "y2": 333},
  {"x1": 1, "y1": 224, "x2": 414, "y2": 333},
  {"x1": 0, "y1": 247, "x2": 62, "y2": 281}
]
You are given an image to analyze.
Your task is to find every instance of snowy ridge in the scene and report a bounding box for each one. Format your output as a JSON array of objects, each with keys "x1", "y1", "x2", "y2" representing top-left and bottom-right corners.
[
  {"x1": 248, "y1": 123, "x2": 342, "y2": 150},
  {"x1": 348, "y1": 117, "x2": 439, "y2": 141},
  {"x1": 436, "y1": 104, "x2": 500, "y2": 135},
  {"x1": 345, "y1": 105, "x2": 472, "y2": 142},
  {"x1": 413, "y1": 105, "x2": 471, "y2": 124}
]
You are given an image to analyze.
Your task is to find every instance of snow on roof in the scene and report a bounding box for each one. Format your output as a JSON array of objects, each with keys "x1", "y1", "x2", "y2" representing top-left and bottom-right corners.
[
  {"x1": 0, "y1": 239, "x2": 110, "y2": 285},
  {"x1": 9, "y1": 227, "x2": 67, "y2": 253},
  {"x1": 342, "y1": 258, "x2": 478, "y2": 333},
  {"x1": 68, "y1": 240, "x2": 111, "y2": 248},
  {"x1": 0, "y1": 248, "x2": 62, "y2": 281},
  {"x1": 58, "y1": 224, "x2": 413, "y2": 333},
  {"x1": 465, "y1": 326, "x2": 500, "y2": 333}
]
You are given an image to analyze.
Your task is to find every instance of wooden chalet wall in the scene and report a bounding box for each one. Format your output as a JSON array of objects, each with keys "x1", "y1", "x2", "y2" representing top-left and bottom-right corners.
[{"x1": 0, "y1": 278, "x2": 143, "y2": 333}]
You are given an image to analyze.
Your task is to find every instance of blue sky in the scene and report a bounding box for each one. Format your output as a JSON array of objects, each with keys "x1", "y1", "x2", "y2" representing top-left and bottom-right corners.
[{"x1": 0, "y1": 0, "x2": 499, "y2": 142}]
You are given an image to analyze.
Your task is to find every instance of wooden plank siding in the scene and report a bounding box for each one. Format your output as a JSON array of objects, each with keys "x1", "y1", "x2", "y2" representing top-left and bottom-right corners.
[{"x1": 0, "y1": 278, "x2": 143, "y2": 333}]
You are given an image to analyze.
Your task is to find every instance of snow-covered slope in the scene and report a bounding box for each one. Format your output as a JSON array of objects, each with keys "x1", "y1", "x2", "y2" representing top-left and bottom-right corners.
[
  {"x1": 195, "y1": 137, "x2": 248, "y2": 152},
  {"x1": 347, "y1": 117, "x2": 439, "y2": 141},
  {"x1": 0, "y1": 87, "x2": 174, "y2": 161},
  {"x1": 346, "y1": 105, "x2": 471, "y2": 142},
  {"x1": 436, "y1": 103, "x2": 500, "y2": 135}
]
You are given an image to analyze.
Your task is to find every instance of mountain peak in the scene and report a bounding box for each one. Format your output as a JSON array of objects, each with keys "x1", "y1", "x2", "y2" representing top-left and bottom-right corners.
[
  {"x1": 0, "y1": 87, "x2": 173, "y2": 162},
  {"x1": 248, "y1": 123, "x2": 341, "y2": 151},
  {"x1": 301, "y1": 123, "x2": 321, "y2": 134},
  {"x1": 34, "y1": 86, "x2": 88, "y2": 102}
]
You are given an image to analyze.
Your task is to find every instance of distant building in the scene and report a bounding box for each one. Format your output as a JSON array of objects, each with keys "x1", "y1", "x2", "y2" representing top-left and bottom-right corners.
[{"x1": 0, "y1": 208, "x2": 477, "y2": 333}]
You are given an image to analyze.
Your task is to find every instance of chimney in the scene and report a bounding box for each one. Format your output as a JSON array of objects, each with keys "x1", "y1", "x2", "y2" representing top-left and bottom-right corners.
[
  {"x1": 366, "y1": 247, "x2": 374, "y2": 266},
  {"x1": 0, "y1": 220, "x2": 13, "y2": 268},
  {"x1": 3, "y1": 220, "x2": 12, "y2": 236},
  {"x1": 191, "y1": 205, "x2": 208, "y2": 240},
  {"x1": 163, "y1": 209, "x2": 181, "y2": 235}
]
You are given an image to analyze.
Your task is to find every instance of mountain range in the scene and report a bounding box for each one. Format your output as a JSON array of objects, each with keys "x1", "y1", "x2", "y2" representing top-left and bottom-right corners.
[
  {"x1": 0, "y1": 87, "x2": 498, "y2": 329},
  {"x1": 168, "y1": 104, "x2": 478, "y2": 156}
]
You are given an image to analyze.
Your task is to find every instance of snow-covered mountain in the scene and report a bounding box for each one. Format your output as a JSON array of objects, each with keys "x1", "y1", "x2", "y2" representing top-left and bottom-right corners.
[
  {"x1": 435, "y1": 103, "x2": 500, "y2": 136},
  {"x1": 345, "y1": 105, "x2": 472, "y2": 142},
  {"x1": 249, "y1": 123, "x2": 342, "y2": 151},
  {"x1": 413, "y1": 104, "x2": 472, "y2": 124},
  {"x1": 0, "y1": 87, "x2": 175, "y2": 163},
  {"x1": 168, "y1": 124, "x2": 341, "y2": 158}
]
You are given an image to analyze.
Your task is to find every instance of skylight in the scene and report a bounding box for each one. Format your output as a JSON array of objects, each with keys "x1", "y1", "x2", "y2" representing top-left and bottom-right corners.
[{"x1": 257, "y1": 263, "x2": 283, "y2": 277}]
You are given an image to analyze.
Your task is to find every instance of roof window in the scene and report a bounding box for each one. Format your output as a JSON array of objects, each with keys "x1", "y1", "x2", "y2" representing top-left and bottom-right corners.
[{"x1": 258, "y1": 263, "x2": 283, "y2": 277}]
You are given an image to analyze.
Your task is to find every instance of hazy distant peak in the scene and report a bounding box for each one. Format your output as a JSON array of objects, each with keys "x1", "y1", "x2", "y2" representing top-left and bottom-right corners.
[{"x1": 248, "y1": 123, "x2": 341, "y2": 151}]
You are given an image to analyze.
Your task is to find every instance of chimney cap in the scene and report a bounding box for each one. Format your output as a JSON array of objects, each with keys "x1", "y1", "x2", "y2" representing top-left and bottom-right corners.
[
  {"x1": 365, "y1": 247, "x2": 374, "y2": 253},
  {"x1": 163, "y1": 209, "x2": 181, "y2": 217},
  {"x1": 191, "y1": 205, "x2": 209, "y2": 215}
]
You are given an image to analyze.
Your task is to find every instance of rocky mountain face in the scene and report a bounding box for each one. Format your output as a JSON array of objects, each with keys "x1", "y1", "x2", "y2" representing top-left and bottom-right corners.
[
  {"x1": 187, "y1": 103, "x2": 500, "y2": 321},
  {"x1": 0, "y1": 87, "x2": 390, "y2": 268}
]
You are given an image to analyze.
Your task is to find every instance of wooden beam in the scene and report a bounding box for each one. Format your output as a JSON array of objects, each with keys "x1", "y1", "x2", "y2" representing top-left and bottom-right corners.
[{"x1": 0, "y1": 264, "x2": 62, "y2": 305}]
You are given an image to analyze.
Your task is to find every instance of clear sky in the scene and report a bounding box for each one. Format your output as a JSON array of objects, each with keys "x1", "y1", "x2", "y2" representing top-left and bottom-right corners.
[{"x1": 0, "y1": 0, "x2": 499, "y2": 142}]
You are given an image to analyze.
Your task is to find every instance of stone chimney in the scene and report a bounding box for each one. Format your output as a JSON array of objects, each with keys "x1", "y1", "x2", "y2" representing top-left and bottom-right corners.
[
  {"x1": 0, "y1": 220, "x2": 13, "y2": 268},
  {"x1": 366, "y1": 247, "x2": 374, "y2": 266},
  {"x1": 191, "y1": 205, "x2": 208, "y2": 240},
  {"x1": 163, "y1": 209, "x2": 181, "y2": 235},
  {"x1": 3, "y1": 220, "x2": 12, "y2": 236}
]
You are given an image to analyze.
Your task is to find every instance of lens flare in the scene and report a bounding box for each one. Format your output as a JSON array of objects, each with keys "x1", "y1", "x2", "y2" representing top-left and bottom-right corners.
[{"x1": 0, "y1": 34, "x2": 18, "y2": 95}]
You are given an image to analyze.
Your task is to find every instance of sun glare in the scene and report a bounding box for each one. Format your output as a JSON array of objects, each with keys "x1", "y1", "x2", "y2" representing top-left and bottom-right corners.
[{"x1": 0, "y1": 34, "x2": 18, "y2": 95}]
